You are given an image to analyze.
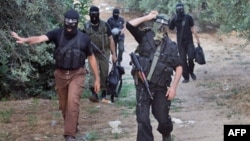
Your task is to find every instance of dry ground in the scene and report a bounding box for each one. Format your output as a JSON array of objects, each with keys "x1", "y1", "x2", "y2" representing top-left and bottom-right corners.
[{"x1": 1, "y1": 0, "x2": 250, "y2": 141}]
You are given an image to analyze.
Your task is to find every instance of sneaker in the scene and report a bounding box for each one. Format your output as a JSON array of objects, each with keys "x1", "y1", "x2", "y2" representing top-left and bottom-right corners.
[
  {"x1": 65, "y1": 136, "x2": 75, "y2": 141},
  {"x1": 182, "y1": 79, "x2": 189, "y2": 83},
  {"x1": 88, "y1": 95, "x2": 99, "y2": 103},
  {"x1": 101, "y1": 98, "x2": 112, "y2": 104},
  {"x1": 190, "y1": 73, "x2": 197, "y2": 80}
]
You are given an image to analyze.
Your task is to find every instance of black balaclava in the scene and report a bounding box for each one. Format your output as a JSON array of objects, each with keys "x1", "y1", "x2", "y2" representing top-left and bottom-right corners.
[
  {"x1": 176, "y1": 3, "x2": 185, "y2": 21},
  {"x1": 89, "y1": 6, "x2": 100, "y2": 25},
  {"x1": 113, "y1": 8, "x2": 120, "y2": 20},
  {"x1": 64, "y1": 9, "x2": 79, "y2": 38}
]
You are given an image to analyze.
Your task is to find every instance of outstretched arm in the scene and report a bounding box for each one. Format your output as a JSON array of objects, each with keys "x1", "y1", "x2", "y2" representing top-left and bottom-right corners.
[{"x1": 11, "y1": 32, "x2": 49, "y2": 45}]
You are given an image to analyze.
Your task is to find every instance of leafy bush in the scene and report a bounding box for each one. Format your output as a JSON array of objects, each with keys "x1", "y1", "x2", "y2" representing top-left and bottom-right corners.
[{"x1": 123, "y1": 0, "x2": 250, "y2": 39}]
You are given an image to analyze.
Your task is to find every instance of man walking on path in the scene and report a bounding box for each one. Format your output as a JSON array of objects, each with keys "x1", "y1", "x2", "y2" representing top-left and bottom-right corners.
[
  {"x1": 126, "y1": 10, "x2": 182, "y2": 141},
  {"x1": 107, "y1": 8, "x2": 125, "y2": 65},
  {"x1": 83, "y1": 6, "x2": 117, "y2": 103},
  {"x1": 169, "y1": 3, "x2": 201, "y2": 83},
  {"x1": 11, "y1": 9, "x2": 100, "y2": 141}
]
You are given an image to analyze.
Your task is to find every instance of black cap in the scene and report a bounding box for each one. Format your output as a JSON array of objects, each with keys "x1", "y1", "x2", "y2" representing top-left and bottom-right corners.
[
  {"x1": 176, "y1": 3, "x2": 184, "y2": 9},
  {"x1": 113, "y1": 8, "x2": 120, "y2": 14},
  {"x1": 64, "y1": 9, "x2": 79, "y2": 19},
  {"x1": 89, "y1": 6, "x2": 99, "y2": 14}
]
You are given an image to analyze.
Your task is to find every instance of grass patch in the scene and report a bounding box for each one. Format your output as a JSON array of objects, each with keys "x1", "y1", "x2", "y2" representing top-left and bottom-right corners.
[
  {"x1": 114, "y1": 82, "x2": 136, "y2": 109},
  {"x1": 28, "y1": 114, "x2": 38, "y2": 126},
  {"x1": 171, "y1": 98, "x2": 183, "y2": 112},
  {"x1": 84, "y1": 131, "x2": 100, "y2": 141},
  {"x1": 86, "y1": 106, "x2": 100, "y2": 114},
  {"x1": 120, "y1": 109, "x2": 134, "y2": 118},
  {"x1": 82, "y1": 88, "x2": 92, "y2": 99},
  {"x1": 0, "y1": 109, "x2": 13, "y2": 123}
]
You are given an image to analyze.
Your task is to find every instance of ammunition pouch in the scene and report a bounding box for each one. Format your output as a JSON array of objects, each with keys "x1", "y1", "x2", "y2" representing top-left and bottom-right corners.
[
  {"x1": 55, "y1": 48, "x2": 85, "y2": 69},
  {"x1": 150, "y1": 62, "x2": 173, "y2": 88}
]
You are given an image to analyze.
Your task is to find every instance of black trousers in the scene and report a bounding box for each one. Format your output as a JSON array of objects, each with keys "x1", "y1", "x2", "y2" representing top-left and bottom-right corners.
[
  {"x1": 178, "y1": 43, "x2": 195, "y2": 80},
  {"x1": 135, "y1": 85, "x2": 173, "y2": 141}
]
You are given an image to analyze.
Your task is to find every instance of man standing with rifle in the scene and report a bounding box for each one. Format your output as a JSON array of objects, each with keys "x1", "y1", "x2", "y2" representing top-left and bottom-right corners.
[{"x1": 126, "y1": 11, "x2": 183, "y2": 141}]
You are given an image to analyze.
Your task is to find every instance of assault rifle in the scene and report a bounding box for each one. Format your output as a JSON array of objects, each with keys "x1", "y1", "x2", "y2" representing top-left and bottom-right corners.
[
  {"x1": 130, "y1": 52, "x2": 153, "y2": 100},
  {"x1": 91, "y1": 42, "x2": 112, "y2": 64}
]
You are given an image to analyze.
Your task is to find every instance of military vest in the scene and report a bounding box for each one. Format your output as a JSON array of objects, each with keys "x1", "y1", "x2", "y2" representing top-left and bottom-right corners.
[
  {"x1": 136, "y1": 30, "x2": 179, "y2": 88},
  {"x1": 54, "y1": 31, "x2": 86, "y2": 69},
  {"x1": 84, "y1": 20, "x2": 110, "y2": 50}
]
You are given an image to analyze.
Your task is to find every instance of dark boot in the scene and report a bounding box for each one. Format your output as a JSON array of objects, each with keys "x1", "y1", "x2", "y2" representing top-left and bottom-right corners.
[
  {"x1": 101, "y1": 90, "x2": 107, "y2": 99},
  {"x1": 190, "y1": 73, "x2": 197, "y2": 80},
  {"x1": 162, "y1": 134, "x2": 171, "y2": 141},
  {"x1": 88, "y1": 87, "x2": 99, "y2": 102},
  {"x1": 111, "y1": 95, "x2": 114, "y2": 103}
]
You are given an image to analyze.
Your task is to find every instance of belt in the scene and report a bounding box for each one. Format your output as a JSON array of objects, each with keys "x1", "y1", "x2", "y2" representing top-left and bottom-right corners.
[{"x1": 58, "y1": 68, "x2": 80, "y2": 75}]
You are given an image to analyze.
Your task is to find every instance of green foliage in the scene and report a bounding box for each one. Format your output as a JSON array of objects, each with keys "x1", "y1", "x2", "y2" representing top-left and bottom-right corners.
[
  {"x1": 205, "y1": 0, "x2": 250, "y2": 39},
  {"x1": 123, "y1": 0, "x2": 201, "y2": 15},
  {"x1": 114, "y1": 83, "x2": 136, "y2": 109},
  {"x1": 124, "y1": 0, "x2": 250, "y2": 40},
  {"x1": 0, "y1": 109, "x2": 13, "y2": 123},
  {"x1": 85, "y1": 131, "x2": 100, "y2": 141},
  {"x1": 72, "y1": 0, "x2": 92, "y2": 29}
]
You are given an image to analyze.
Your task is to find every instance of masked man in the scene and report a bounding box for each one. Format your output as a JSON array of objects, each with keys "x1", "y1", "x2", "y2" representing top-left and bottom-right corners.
[
  {"x1": 83, "y1": 6, "x2": 117, "y2": 103},
  {"x1": 11, "y1": 9, "x2": 100, "y2": 141},
  {"x1": 169, "y1": 3, "x2": 201, "y2": 83},
  {"x1": 107, "y1": 8, "x2": 125, "y2": 65},
  {"x1": 126, "y1": 11, "x2": 183, "y2": 141}
]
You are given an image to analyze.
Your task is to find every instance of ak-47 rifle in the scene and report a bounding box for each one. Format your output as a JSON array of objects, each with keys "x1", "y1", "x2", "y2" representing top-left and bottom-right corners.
[
  {"x1": 130, "y1": 52, "x2": 153, "y2": 100},
  {"x1": 91, "y1": 42, "x2": 112, "y2": 64}
]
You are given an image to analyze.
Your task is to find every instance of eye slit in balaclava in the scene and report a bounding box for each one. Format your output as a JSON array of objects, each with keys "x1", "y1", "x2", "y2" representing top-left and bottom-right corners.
[
  {"x1": 64, "y1": 9, "x2": 79, "y2": 38},
  {"x1": 113, "y1": 8, "x2": 120, "y2": 20},
  {"x1": 89, "y1": 6, "x2": 100, "y2": 25}
]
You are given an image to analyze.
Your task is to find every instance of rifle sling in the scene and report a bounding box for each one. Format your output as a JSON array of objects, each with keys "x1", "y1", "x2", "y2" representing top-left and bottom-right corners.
[
  {"x1": 147, "y1": 43, "x2": 162, "y2": 81},
  {"x1": 178, "y1": 15, "x2": 186, "y2": 47}
]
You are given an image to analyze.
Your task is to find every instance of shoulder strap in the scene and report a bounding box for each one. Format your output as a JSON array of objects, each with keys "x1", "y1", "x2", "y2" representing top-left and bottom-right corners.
[
  {"x1": 179, "y1": 15, "x2": 186, "y2": 46},
  {"x1": 99, "y1": 20, "x2": 108, "y2": 49},
  {"x1": 147, "y1": 43, "x2": 162, "y2": 81},
  {"x1": 59, "y1": 30, "x2": 81, "y2": 54},
  {"x1": 76, "y1": 31, "x2": 82, "y2": 49},
  {"x1": 145, "y1": 31, "x2": 156, "y2": 49}
]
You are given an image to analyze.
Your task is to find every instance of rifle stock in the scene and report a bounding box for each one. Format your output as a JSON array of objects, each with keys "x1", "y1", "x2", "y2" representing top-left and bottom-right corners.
[{"x1": 130, "y1": 52, "x2": 153, "y2": 99}]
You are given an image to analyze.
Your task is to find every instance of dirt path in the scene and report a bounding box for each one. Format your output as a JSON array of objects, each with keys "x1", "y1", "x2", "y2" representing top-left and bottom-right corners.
[
  {"x1": 121, "y1": 25, "x2": 250, "y2": 141},
  {"x1": 1, "y1": 1, "x2": 250, "y2": 141},
  {"x1": 94, "y1": 1, "x2": 250, "y2": 140}
]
